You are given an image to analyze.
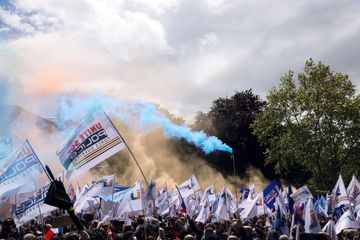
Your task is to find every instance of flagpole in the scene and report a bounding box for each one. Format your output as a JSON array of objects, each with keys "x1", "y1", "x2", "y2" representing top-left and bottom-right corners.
[
  {"x1": 231, "y1": 154, "x2": 239, "y2": 210},
  {"x1": 26, "y1": 139, "x2": 51, "y2": 181},
  {"x1": 103, "y1": 111, "x2": 149, "y2": 187}
]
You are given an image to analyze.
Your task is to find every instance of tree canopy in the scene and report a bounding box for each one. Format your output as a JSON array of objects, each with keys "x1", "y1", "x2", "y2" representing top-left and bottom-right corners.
[
  {"x1": 193, "y1": 90, "x2": 273, "y2": 179},
  {"x1": 252, "y1": 59, "x2": 360, "y2": 191}
]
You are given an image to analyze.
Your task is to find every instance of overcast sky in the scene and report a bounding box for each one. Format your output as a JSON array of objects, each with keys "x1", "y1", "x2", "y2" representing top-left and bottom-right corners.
[{"x1": 1, "y1": 0, "x2": 360, "y2": 121}]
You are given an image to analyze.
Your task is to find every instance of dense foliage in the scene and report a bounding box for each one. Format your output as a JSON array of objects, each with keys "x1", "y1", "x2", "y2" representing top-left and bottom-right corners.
[{"x1": 252, "y1": 59, "x2": 360, "y2": 191}]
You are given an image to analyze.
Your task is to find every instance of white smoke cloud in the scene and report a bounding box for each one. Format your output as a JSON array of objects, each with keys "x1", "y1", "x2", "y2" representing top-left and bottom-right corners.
[{"x1": 1, "y1": 0, "x2": 360, "y2": 122}]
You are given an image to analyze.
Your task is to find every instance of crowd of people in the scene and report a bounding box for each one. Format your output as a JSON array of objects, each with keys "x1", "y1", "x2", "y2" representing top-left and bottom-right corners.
[{"x1": 1, "y1": 210, "x2": 359, "y2": 240}]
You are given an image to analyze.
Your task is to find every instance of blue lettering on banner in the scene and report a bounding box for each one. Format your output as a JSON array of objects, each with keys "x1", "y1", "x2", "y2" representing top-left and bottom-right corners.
[{"x1": 0, "y1": 155, "x2": 39, "y2": 184}]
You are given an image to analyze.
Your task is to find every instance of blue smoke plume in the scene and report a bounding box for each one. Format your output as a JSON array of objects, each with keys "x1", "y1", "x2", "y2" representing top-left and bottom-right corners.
[{"x1": 56, "y1": 94, "x2": 233, "y2": 154}]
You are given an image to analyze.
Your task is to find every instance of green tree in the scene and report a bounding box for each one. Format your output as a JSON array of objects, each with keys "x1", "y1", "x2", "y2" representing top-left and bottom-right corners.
[
  {"x1": 193, "y1": 90, "x2": 273, "y2": 179},
  {"x1": 252, "y1": 59, "x2": 360, "y2": 191}
]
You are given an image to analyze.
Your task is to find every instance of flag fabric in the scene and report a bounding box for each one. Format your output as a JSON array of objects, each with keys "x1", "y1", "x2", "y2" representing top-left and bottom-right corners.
[
  {"x1": 322, "y1": 220, "x2": 338, "y2": 240},
  {"x1": 195, "y1": 199, "x2": 210, "y2": 223},
  {"x1": 290, "y1": 185, "x2": 313, "y2": 205},
  {"x1": 44, "y1": 180, "x2": 73, "y2": 211},
  {"x1": 45, "y1": 229, "x2": 54, "y2": 240},
  {"x1": 304, "y1": 198, "x2": 321, "y2": 233},
  {"x1": 332, "y1": 175, "x2": 350, "y2": 218},
  {"x1": 347, "y1": 175, "x2": 360, "y2": 212},
  {"x1": 0, "y1": 136, "x2": 11, "y2": 165},
  {"x1": 240, "y1": 188, "x2": 250, "y2": 200},
  {"x1": 240, "y1": 193, "x2": 260, "y2": 220},
  {"x1": 13, "y1": 184, "x2": 57, "y2": 227},
  {"x1": 273, "y1": 200, "x2": 287, "y2": 235},
  {"x1": 83, "y1": 175, "x2": 115, "y2": 201},
  {"x1": 115, "y1": 180, "x2": 143, "y2": 218},
  {"x1": 214, "y1": 187, "x2": 231, "y2": 222},
  {"x1": 57, "y1": 108, "x2": 126, "y2": 180},
  {"x1": 112, "y1": 185, "x2": 132, "y2": 202},
  {"x1": 200, "y1": 185, "x2": 215, "y2": 207},
  {"x1": 0, "y1": 140, "x2": 44, "y2": 197},
  {"x1": 314, "y1": 196, "x2": 327, "y2": 217},
  {"x1": 334, "y1": 209, "x2": 360, "y2": 234},
  {"x1": 287, "y1": 184, "x2": 294, "y2": 215},
  {"x1": 175, "y1": 185, "x2": 187, "y2": 214},
  {"x1": 263, "y1": 179, "x2": 281, "y2": 210},
  {"x1": 177, "y1": 175, "x2": 201, "y2": 199}
]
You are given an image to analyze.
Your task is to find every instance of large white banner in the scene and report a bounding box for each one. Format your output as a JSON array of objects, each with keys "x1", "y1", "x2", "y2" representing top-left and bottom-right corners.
[
  {"x1": 13, "y1": 184, "x2": 57, "y2": 227},
  {"x1": 0, "y1": 140, "x2": 43, "y2": 197},
  {"x1": 57, "y1": 109, "x2": 126, "y2": 180}
]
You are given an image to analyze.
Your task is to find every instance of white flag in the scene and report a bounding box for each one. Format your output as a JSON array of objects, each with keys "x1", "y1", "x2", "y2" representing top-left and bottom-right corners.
[
  {"x1": 116, "y1": 180, "x2": 143, "y2": 217},
  {"x1": 290, "y1": 185, "x2": 313, "y2": 205},
  {"x1": 322, "y1": 220, "x2": 338, "y2": 240},
  {"x1": 332, "y1": 175, "x2": 349, "y2": 216},
  {"x1": 214, "y1": 187, "x2": 231, "y2": 222},
  {"x1": 0, "y1": 140, "x2": 44, "y2": 197},
  {"x1": 347, "y1": 175, "x2": 360, "y2": 212},
  {"x1": 177, "y1": 175, "x2": 201, "y2": 199},
  {"x1": 334, "y1": 209, "x2": 360, "y2": 234},
  {"x1": 83, "y1": 175, "x2": 115, "y2": 201},
  {"x1": 57, "y1": 108, "x2": 126, "y2": 180},
  {"x1": 195, "y1": 199, "x2": 210, "y2": 223},
  {"x1": 13, "y1": 184, "x2": 57, "y2": 227},
  {"x1": 200, "y1": 185, "x2": 215, "y2": 206},
  {"x1": 304, "y1": 198, "x2": 321, "y2": 233}
]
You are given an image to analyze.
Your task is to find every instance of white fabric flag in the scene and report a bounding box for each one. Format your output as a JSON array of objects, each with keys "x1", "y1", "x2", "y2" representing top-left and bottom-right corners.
[
  {"x1": 0, "y1": 140, "x2": 44, "y2": 197},
  {"x1": 13, "y1": 184, "x2": 57, "y2": 227},
  {"x1": 57, "y1": 108, "x2": 126, "y2": 180},
  {"x1": 290, "y1": 185, "x2": 313, "y2": 205},
  {"x1": 200, "y1": 185, "x2": 215, "y2": 206},
  {"x1": 332, "y1": 175, "x2": 350, "y2": 209},
  {"x1": 240, "y1": 193, "x2": 260, "y2": 220},
  {"x1": 304, "y1": 198, "x2": 321, "y2": 233},
  {"x1": 322, "y1": 220, "x2": 338, "y2": 240},
  {"x1": 214, "y1": 187, "x2": 231, "y2": 222},
  {"x1": 116, "y1": 180, "x2": 143, "y2": 218},
  {"x1": 177, "y1": 175, "x2": 201, "y2": 198},
  {"x1": 84, "y1": 175, "x2": 115, "y2": 201},
  {"x1": 195, "y1": 199, "x2": 210, "y2": 223},
  {"x1": 334, "y1": 209, "x2": 360, "y2": 234},
  {"x1": 347, "y1": 175, "x2": 360, "y2": 212}
]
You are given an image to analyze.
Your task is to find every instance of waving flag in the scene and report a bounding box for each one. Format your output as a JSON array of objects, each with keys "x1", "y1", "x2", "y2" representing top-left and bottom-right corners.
[
  {"x1": 83, "y1": 175, "x2": 115, "y2": 201},
  {"x1": 115, "y1": 180, "x2": 143, "y2": 217},
  {"x1": 13, "y1": 184, "x2": 56, "y2": 227},
  {"x1": 332, "y1": 175, "x2": 349, "y2": 218},
  {"x1": 177, "y1": 175, "x2": 201, "y2": 198},
  {"x1": 0, "y1": 140, "x2": 44, "y2": 197},
  {"x1": 304, "y1": 197, "x2": 321, "y2": 233},
  {"x1": 290, "y1": 185, "x2": 313, "y2": 205},
  {"x1": 57, "y1": 108, "x2": 126, "y2": 180},
  {"x1": 347, "y1": 175, "x2": 360, "y2": 212},
  {"x1": 263, "y1": 179, "x2": 281, "y2": 210}
]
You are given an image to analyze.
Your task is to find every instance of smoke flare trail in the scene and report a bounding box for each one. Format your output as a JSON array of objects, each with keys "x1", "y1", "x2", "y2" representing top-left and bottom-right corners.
[{"x1": 56, "y1": 94, "x2": 233, "y2": 154}]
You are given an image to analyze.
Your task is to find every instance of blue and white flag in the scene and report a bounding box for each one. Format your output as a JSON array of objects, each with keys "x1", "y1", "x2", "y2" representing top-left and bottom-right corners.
[
  {"x1": 177, "y1": 175, "x2": 201, "y2": 198},
  {"x1": 83, "y1": 175, "x2": 116, "y2": 201},
  {"x1": 290, "y1": 185, "x2": 313, "y2": 205},
  {"x1": 0, "y1": 140, "x2": 43, "y2": 197},
  {"x1": 263, "y1": 179, "x2": 281, "y2": 210},
  {"x1": 347, "y1": 175, "x2": 360, "y2": 212},
  {"x1": 332, "y1": 175, "x2": 349, "y2": 218},
  {"x1": 13, "y1": 184, "x2": 56, "y2": 227},
  {"x1": 57, "y1": 108, "x2": 126, "y2": 180},
  {"x1": 304, "y1": 197, "x2": 321, "y2": 233},
  {"x1": 0, "y1": 136, "x2": 11, "y2": 163}
]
